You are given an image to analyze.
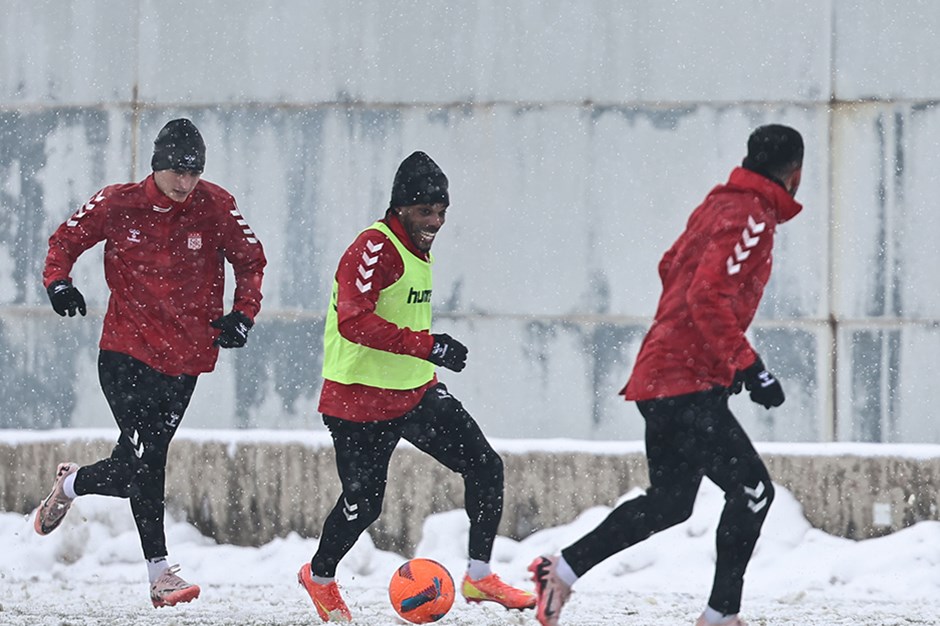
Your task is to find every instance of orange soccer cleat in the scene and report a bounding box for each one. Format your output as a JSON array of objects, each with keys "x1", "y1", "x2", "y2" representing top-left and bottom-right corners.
[
  {"x1": 461, "y1": 572, "x2": 536, "y2": 610},
  {"x1": 298, "y1": 562, "x2": 352, "y2": 622}
]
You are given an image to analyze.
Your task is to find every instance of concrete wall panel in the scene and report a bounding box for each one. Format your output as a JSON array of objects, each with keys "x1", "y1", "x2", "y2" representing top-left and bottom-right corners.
[
  {"x1": 1, "y1": 0, "x2": 938, "y2": 442},
  {"x1": 833, "y1": 0, "x2": 940, "y2": 100},
  {"x1": 0, "y1": 1, "x2": 137, "y2": 106}
]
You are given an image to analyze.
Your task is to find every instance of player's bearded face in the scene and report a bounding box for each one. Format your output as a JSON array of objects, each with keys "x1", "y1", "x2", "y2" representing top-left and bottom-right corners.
[{"x1": 397, "y1": 203, "x2": 448, "y2": 252}]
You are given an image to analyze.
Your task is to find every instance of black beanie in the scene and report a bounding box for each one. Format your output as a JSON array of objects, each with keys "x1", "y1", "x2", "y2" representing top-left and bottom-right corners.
[
  {"x1": 742, "y1": 124, "x2": 803, "y2": 178},
  {"x1": 389, "y1": 151, "x2": 449, "y2": 208},
  {"x1": 151, "y1": 119, "x2": 206, "y2": 172}
]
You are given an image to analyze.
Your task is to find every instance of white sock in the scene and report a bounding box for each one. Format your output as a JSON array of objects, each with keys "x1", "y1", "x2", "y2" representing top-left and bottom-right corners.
[
  {"x1": 311, "y1": 574, "x2": 334, "y2": 585},
  {"x1": 466, "y1": 559, "x2": 491, "y2": 580},
  {"x1": 702, "y1": 606, "x2": 737, "y2": 624},
  {"x1": 555, "y1": 555, "x2": 579, "y2": 587},
  {"x1": 147, "y1": 557, "x2": 169, "y2": 583},
  {"x1": 62, "y1": 473, "x2": 78, "y2": 500}
]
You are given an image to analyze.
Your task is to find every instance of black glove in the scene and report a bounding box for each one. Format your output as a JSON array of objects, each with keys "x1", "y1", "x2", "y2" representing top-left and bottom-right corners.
[
  {"x1": 47, "y1": 280, "x2": 87, "y2": 317},
  {"x1": 738, "y1": 356, "x2": 785, "y2": 409},
  {"x1": 210, "y1": 310, "x2": 253, "y2": 348},
  {"x1": 426, "y1": 333, "x2": 468, "y2": 372}
]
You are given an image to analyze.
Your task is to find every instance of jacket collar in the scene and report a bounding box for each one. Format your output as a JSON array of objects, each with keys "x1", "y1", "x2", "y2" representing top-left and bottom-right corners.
[
  {"x1": 143, "y1": 174, "x2": 195, "y2": 213},
  {"x1": 727, "y1": 167, "x2": 803, "y2": 224}
]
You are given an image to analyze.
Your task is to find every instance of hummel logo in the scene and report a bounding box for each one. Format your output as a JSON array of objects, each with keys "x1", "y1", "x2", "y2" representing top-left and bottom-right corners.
[
  {"x1": 130, "y1": 430, "x2": 145, "y2": 458},
  {"x1": 342, "y1": 497, "x2": 359, "y2": 521},
  {"x1": 726, "y1": 215, "x2": 766, "y2": 275},
  {"x1": 745, "y1": 480, "x2": 768, "y2": 513},
  {"x1": 166, "y1": 412, "x2": 182, "y2": 428},
  {"x1": 407, "y1": 287, "x2": 431, "y2": 304}
]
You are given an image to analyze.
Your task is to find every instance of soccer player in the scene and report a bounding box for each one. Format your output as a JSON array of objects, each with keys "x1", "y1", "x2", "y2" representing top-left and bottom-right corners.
[
  {"x1": 35, "y1": 118, "x2": 266, "y2": 608},
  {"x1": 530, "y1": 125, "x2": 805, "y2": 626},
  {"x1": 297, "y1": 151, "x2": 535, "y2": 622}
]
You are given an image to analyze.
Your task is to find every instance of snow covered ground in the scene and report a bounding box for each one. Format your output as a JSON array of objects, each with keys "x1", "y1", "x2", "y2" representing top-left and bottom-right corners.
[{"x1": 4, "y1": 474, "x2": 940, "y2": 625}]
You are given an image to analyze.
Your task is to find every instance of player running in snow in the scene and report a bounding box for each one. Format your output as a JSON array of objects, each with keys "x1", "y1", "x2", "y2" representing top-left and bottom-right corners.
[
  {"x1": 297, "y1": 151, "x2": 535, "y2": 622},
  {"x1": 530, "y1": 125, "x2": 805, "y2": 626},
  {"x1": 36, "y1": 118, "x2": 266, "y2": 608}
]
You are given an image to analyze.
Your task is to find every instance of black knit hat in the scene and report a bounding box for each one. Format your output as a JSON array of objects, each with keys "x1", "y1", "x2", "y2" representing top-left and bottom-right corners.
[
  {"x1": 742, "y1": 124, "x2": 803, "y2": 178},
  {"x1": 151, "y1": 119, "x2": 206, "y2": 172},
  {"x1": 389, "y1": 151, "x2": 449, "y2": 208}
]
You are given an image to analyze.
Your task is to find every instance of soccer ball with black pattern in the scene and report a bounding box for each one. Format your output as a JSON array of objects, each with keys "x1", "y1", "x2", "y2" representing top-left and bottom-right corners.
[{"x1": 388, "y1": 558, "x2": 455, "y2": 623}]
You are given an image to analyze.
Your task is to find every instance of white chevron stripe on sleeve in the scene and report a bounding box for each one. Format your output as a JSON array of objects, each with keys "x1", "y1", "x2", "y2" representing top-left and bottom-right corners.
[
  {"x1": 228, "y1": 208, "x2": 260, "y2": 244},
  {"x1": 748, "y1": 215, "x2": 766, "y2": 234},
  {"x1": 67, "y1": 192, "x2": 105, "y2": 227},
  {"x1": 741, "y1": 227, "x2": 760, "y2": 248},
  {"x1": 726, "y1": 214, "x2": 766, "y2": 275}
]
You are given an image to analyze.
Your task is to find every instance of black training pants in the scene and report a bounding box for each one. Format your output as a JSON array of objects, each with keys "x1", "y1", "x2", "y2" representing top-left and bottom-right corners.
[
  {"x1": 561, "y1": 388, "x2": 774, "y2": 615},
  {"x1": 73, "y1": 350, "x2": 197, "y2": 560},
  {"x1": 311, "y1": 383, "x2": 505, "y2": 578}
]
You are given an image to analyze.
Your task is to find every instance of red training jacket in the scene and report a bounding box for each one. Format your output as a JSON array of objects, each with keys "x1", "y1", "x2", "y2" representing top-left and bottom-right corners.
[
  {"x1": 317, "y1": 214, "x2": 437, "y2": 422},
  {"x1": 622, "y1": 167, "x2": 802, "y2": 401},
  {"x1": 43, "y1": 175, "x2": 266, "y2": 377}
]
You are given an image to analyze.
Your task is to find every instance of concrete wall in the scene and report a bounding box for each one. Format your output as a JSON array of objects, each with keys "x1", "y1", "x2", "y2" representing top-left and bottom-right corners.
[
  {"x1": 3, "y1": 433, "x2": 939, "y2": 551},
  {"x1": 2, "y1": 1, "x2": 940, "y2": 442}
]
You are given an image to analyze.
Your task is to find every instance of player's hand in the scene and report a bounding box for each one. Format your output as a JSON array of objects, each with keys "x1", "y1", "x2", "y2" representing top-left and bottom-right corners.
[
  {"x1": 47, "y1": 280, "x2": 87, "y2": 317},
  {"x1": 740, "y1": 356, "x2": 785, "y2": 408},
  {"x1": 427, "y1": 333, "x2": 467, "y2": 372},
  {"x1": 210, "y1": 310, "x2": 253, "y2": 348}
]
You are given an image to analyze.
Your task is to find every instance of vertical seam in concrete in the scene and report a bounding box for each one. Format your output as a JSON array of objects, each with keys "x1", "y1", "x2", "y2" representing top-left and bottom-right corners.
[
  {"x1": 130, "y1": 0, "x2": 142, "y2": 178},
  {"x1": 827, "y1": 0, "x2": 838, "y2": 441}
]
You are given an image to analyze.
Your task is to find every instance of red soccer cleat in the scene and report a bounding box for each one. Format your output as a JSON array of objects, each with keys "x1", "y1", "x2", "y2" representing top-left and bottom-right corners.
[
  {"x1": 461, "y1": 572, "x2": 536, "y2": 610},
  {"x1": 298, "y1": 562, "x2": 352, "y2": 622}
]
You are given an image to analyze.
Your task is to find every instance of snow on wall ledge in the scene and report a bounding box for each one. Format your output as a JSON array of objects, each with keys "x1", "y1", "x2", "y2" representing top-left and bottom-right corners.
[{"x1": 2, "y1": 431, "x2": 939, "y2": 550}]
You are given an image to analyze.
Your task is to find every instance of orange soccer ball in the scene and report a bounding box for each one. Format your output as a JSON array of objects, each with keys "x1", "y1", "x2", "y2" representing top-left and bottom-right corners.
[{"x1": 388, "y1": 558, "x2": 455, "y2": 624}]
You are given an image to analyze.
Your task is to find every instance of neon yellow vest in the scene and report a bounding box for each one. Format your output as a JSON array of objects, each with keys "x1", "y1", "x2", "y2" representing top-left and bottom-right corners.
[{"x1": 321, "y1": 221, "x2": 435, "y2": 389}]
